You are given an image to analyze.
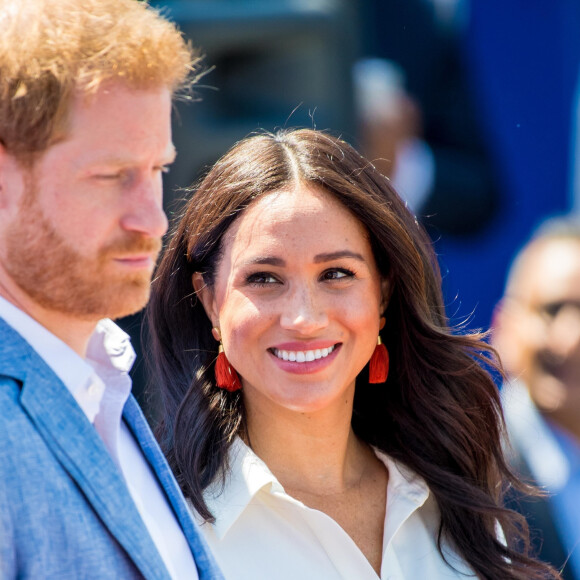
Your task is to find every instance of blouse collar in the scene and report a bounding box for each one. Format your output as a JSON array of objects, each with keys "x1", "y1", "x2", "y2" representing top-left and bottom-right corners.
[{"x1": 202, "y1": 437, "x2": 430, "y2": 542}]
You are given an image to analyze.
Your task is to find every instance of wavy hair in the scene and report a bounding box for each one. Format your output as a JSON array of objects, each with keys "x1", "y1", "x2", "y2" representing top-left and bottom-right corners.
[{"x1": 147, "y1": 128, "x2": 559, "y2": 580}]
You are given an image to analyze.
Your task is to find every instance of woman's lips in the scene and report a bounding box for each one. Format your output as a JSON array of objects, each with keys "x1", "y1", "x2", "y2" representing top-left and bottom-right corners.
[{"x1": 268, "y1": 342, "x2": 341, "y2": 374}]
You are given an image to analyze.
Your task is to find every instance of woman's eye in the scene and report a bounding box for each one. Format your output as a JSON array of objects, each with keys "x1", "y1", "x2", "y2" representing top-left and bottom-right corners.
[
  {"x1": 247, "y1": 272, "x2": 280, "y2": 285},
  {"x1": 321, "y1": 268, "x2": 355, "y2": 281}
]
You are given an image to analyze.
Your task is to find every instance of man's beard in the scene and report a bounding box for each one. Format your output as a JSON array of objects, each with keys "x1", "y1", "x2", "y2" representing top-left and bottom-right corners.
[{"x1": 3, "y1": 180, "x2": 162, "y2": 321}]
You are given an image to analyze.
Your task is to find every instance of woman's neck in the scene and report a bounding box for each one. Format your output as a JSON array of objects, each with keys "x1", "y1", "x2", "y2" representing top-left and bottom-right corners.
[
  {"x1": 244, "y1": 401, "x2": 372, "y2": 495},
  {"x1": 244, "y1": 397, "x2": 389, "y2": 576}
]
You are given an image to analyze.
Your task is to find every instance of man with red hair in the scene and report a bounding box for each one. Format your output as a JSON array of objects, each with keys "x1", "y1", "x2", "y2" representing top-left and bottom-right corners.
[{"x1": 0, "y1": 1, "x2": 222, "y2": 578}]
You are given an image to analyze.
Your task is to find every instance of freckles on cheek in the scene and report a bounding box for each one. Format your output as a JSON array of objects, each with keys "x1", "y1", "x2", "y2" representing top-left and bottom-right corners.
[
  {"x1": 225, "y1": 303, "x2": 276, "y2": 354},
  {"x1": 346, "y1": 303, "x2": 380, "y2": 326},
  {"x1": 228, "y1": 311, "x2": 254, "y2": 338},
  {"x1": 221, "y1": 298, "x2": 260, "y2": 340},
  {"x1": 226, "y1": 314, "x2": 262, "y2": 374}
]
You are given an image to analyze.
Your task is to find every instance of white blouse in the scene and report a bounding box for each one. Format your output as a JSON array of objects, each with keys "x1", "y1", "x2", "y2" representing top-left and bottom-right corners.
[{"x1": 191, "y1": 438, "x2": 475, "y2": 580}]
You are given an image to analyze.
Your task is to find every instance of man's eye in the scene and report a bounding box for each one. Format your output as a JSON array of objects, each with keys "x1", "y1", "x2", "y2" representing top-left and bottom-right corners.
[
  {"x1": 543, "y1": 302, "x2": 563, "y2": 318},
  {"x1": 95, "y1": 173, "x2": 122, "y2": 180},
  {"x1": 93, "y1": 168, "x2": 130, "y2": 181},
  {"x1": 540, "y1": 301, "x2": 580, "y2": 319}
]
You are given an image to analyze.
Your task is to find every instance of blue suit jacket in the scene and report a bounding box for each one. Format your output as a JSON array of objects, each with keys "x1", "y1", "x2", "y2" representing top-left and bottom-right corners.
[{"x1": 0, "y1": 318, "x2": 223, "y2": 579}]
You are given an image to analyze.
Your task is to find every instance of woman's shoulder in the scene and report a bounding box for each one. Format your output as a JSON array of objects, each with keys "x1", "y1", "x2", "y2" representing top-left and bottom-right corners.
[{"x1": 189, "y1": 437, "x2": 288, "y2": 530}]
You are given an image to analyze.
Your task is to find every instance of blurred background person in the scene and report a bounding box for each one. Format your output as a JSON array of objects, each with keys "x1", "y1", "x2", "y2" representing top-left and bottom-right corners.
[
  {"x1": 354, "y1": 0, "x2": 498, "y2": 237},
  {"x1": 152, "y1": 0, "x2": 498, "y2": 237},
  {"x1": 493, "y1": 216, "x2": 580, "y2": 580}
]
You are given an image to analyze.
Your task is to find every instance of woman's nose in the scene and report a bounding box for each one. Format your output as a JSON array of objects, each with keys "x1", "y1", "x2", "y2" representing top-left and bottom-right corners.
[{"x1": 279, "y1": 285, "x2": 329, "y2": 334}]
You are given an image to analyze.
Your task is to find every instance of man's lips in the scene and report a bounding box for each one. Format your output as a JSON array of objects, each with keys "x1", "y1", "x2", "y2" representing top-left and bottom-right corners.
[
  {"x1": 112, "y1": 254, "x2": 157, "y2": 268},
  {"x1": 103, "y1": 235, "x2": 162, "y2": 262}
]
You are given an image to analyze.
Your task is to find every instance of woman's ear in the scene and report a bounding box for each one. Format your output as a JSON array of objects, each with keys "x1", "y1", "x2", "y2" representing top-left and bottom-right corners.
[
  {"x1": 380, "y1": 277, "x2": 393, "y2": 313},
  {"x1": 192, "y1": 272, "x2": 218, "y2": 326}
]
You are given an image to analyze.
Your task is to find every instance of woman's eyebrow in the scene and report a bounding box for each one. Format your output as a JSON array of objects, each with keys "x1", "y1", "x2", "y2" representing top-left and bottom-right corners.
[
  {"x1": 242, "y1": 251, "x2": 365, "y2": 267},
  {"x1": 313, "y1": 251, "x2": 365, "y2": 263},
  {"x1": 244, "y1": 256, "x2": 286, "y2": 267}
]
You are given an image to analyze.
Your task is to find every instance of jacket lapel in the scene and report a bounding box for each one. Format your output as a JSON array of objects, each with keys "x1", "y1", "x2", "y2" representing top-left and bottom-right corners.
[
  {"x1": 1, "y1": 320, "x2": 170, "y2": 580},
  {"x1": 123, "y1": 396, "x2": 223, "y2": 580}
]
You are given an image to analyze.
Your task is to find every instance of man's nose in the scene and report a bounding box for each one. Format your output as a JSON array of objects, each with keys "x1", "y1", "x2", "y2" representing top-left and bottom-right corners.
[
  {"x1": 548, "y1": 304, "x2": 580, "y2": 359},
  {"x1": 120, "y1": 174, "x2": 168, "y2": 238}
]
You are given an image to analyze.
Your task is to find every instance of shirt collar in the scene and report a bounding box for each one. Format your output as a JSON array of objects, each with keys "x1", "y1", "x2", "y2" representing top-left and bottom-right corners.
[
  {"x1": 87, "y1": 318, "x2": 136, "y2": 374},
  {"x1": 374, "y1": 449, "x2": 430, "y2": 547},
  {"x1": 0, "y1": 295, "x2": 135, "y2": 422},
  {"x1": 203, "y1": 438, "x2": 280, "y2": 538},
  {"x1": 203, "y1": 437, "x2": 430, "y2": 540}
]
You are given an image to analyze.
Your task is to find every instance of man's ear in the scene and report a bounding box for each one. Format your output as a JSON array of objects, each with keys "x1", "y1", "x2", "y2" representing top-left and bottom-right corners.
[
  {"x1": 192, "y1": 272, "x2": 218, "y2": 326},
  {"x1": 0, "y1": 143, "x2": 24, "y2": 211},
  {"x1": 0, "y1": 143, "x2": 8, "y2": 209},
  {"x1": 490, "y1": 298, "x2": 521, "y2": 374}
]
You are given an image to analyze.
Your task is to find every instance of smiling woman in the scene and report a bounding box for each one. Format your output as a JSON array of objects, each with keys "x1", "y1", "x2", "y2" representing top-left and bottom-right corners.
[
  {"x1": 146, "y1": 129, "x2": 560, "y2": 580},
  {"x1": 191, "y1": 184, "x2": 385, "y2": 418}
]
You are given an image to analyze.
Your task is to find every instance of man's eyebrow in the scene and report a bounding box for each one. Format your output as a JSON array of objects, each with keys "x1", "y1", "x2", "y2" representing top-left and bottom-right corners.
[{"x1": 81, "y1": 144, "x2": 177, "y2": 168}]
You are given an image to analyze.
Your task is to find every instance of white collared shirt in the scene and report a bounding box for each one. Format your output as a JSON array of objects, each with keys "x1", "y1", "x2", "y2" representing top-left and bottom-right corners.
[
  {"x1": 192, "y1": 438, "x2": 474, "y2": 580},
  {"x1": 0, "y1": 296, "x2": 198, "y2": 580}
]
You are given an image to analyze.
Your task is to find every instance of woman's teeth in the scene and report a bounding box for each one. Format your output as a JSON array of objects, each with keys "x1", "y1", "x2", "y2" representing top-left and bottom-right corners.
[{"x1": 272, "y1": 345, "x2": 336, "y2": 363}]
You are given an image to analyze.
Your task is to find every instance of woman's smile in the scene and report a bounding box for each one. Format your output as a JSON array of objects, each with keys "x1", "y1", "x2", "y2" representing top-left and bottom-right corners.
[
  {"x1": 270, "y1": 343, "x2": 338, "y2": 362},
  {"x1": 269, "y1": 343, "x2": 342, "y2": 374}
]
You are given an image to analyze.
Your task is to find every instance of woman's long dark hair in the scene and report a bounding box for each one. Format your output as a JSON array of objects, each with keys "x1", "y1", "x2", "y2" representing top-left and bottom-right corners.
[{"x1": 146, "y1": 129, "x2": 559, "y2": 580}]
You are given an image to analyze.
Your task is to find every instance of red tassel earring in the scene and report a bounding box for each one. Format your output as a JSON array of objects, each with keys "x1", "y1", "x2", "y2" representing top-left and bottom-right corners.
[
  {"x1": 212, "y1": 327, "x2": 242, "y2": 392},
  {"x1": 369, "y1": 336, "x2": 389, "y2": 384}
]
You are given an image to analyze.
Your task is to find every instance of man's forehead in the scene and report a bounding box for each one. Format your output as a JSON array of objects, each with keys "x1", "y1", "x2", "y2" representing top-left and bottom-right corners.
[{"x1": 521, "y1": 239, "x2": 580, "y2": 304}]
